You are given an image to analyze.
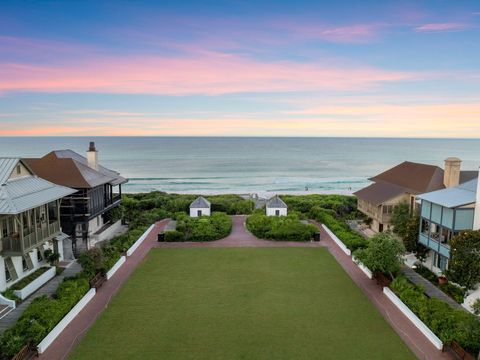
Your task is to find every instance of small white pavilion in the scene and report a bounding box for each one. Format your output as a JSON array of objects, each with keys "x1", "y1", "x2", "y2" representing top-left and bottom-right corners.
[
  {"x1": 189, "y1": 196, "x2": 211, "y2": 217},
  {"x1": 266, "y1": 195, "x2": 288, "y2": 216}
]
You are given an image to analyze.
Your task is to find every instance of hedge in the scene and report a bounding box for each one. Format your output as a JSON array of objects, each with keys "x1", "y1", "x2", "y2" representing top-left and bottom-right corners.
[
  {"x1": 174, "y1": 212, "x2": 232, "y2": 242},
  {"x1": 309, "y1": 206, "x2": 367, "y2": 251},
  {"x1": 414, "y1": 265, "x2": 466, "y2": 304},
  {"x1": 0, "y1": 276, "x2": 89, "y2": 359},
  {"x1": 390, "y1": 277, "x2": 480, "y2": 355},
  {"x1": 0, "y1": 224, "x2": 152, "y2": 358},
  {"x1": 246, "y1": 212, "x2": 317, "y2": 242}
]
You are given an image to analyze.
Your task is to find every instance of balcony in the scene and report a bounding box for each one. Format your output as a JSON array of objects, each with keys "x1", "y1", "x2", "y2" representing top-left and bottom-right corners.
[
  {"x1": 1, "y1": 221, "x2": 61, "y2": 255},
  {"x1": 419, "y1": 233, "x2": 450, "y2": 258}
]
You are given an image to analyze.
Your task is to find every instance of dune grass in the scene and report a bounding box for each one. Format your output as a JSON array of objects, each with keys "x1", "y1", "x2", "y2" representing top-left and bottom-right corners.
[{"x1": 69, "y1": 247, "x2": 415, "y2": 360}]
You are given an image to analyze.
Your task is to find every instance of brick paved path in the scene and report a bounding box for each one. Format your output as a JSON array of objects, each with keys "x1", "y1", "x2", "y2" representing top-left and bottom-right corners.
[
  {"x1": 38, "y1": 217, "x2": 453, "y2": 360},
  {"x1": 310, "y1": 220, "x2": 453, "y2": 360}
]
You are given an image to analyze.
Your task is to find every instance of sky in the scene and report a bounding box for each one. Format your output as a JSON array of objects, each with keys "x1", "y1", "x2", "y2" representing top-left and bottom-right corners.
[{"x1": 0, "y1": 0, "x2": 480, "y2": 137}]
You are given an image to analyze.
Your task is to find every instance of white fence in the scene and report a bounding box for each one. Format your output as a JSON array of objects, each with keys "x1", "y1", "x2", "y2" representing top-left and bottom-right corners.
[
  {"x1": 13, "y1": 267, "x2": 56, "y2": 300},
  {"x1": 383, "y1": 287, "x2": 443, "y2": 350},
  {"x1": 37, "y1": 288, "x2": 96, "y2": 354},
  {"x1": 321, "y1": 225, "x2": 351, "y2": 256},
  {"x1": 106, "y1": 256, "x2": 126, "y2": 280},
  {"x1": 352, "y1": 256, "x2": 373, "y2": 279},
  {"x1": 126, "y1": 224, "x2": 155, "y2": 257}
]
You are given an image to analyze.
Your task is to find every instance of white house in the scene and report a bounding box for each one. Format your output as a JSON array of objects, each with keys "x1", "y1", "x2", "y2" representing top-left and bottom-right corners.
[
  {"x1": 189, "y1": 196, "x2": 211, "y2": 217},
  {"x1": 0, "y1": 158, "x2": 75, "y2": 292},
  {"x1": 266, "y1": 196, "x2": 288, "y2": 216}
]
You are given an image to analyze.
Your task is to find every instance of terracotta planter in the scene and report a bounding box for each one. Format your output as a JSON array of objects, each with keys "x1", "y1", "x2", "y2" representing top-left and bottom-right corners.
[{"x1": 438, "y1": 276, "x2": 448, "y2": 285}]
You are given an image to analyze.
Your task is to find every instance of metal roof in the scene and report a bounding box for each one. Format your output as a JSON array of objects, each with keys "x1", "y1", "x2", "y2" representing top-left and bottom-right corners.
[
  {"x1": 418, "y1": 178, "x2": 478, "y2": 208},
  {"x1": 190, "y1": 196, "x2": 211, "y2": 208},
  {"x1": 266, "y1": 195, "x2": 288, "y2": 209},
  {"x1": 0, "y1": 158, "x2": 76, "y2": 214}
]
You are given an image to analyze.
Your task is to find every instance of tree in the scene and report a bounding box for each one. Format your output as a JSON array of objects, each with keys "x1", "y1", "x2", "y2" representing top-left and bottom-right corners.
[
  {"x1": 354, "y1": 232, "x2": 406, "y2": 278},
  {"x1": 448, "y1": 230, "x2": 480, "y2": 290},
  {"x1": 391, "y1": 202, "x2": 411, "y2": 239}
]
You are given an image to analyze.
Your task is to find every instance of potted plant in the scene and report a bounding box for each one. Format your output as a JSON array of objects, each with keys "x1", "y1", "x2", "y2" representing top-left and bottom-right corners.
[{"x1": 438, "y1": 274, "x2": 448, "y2": 285}]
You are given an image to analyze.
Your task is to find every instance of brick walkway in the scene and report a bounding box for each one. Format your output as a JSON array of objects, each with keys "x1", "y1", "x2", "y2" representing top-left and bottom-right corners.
[
  {"x1": 38, "y1": 217, "x2": 453, "y2": 360},
  {"x1": 155, "y1": 215, "x2": 321, "y2": 248},
  {"x1": 310, "y1": 220, "x2": 453, "y2": 360},
  {"x1": 37, "y1": 219, "x2": 170, "y2": 360}
]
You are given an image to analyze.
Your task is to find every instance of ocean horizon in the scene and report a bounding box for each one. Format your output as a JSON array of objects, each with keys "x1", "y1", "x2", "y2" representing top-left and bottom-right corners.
[{"x1": 1, "y1": 136, "x2": 479, "y2": 196}]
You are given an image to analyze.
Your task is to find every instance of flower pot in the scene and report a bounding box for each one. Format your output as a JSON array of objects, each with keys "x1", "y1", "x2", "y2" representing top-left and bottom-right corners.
[{"x1": 438, "y1": 276, "x2": 448, "y2": 285}]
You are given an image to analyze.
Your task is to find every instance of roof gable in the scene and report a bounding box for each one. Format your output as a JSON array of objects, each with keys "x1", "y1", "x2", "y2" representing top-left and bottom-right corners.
[
  {"x1": 190, "y1": 196, "x2": 211, "y2": 208},
  {"x1": 266, "y1": 195, "x2": 287, "y2": 208},
  {"x1": 25, "y1": 149, "x2": 127, "y2": 189},
  {"x1": 354, "y1": 181, "x2": 407, "y2": 205}
]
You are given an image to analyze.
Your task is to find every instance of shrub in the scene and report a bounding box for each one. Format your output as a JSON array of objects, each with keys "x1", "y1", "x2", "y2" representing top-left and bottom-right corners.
[
  {"x1": 354, "y1": 233, "x2": 405, "y2": 278},
  {"x1": 390, "y1": 277, "x2": 480, "y2": 355},
  {"x1": 165, "y1": 230, "x2": 185, "y2": 242},
  {"x1": 414, "y1": 265, "x2": 438, "y2": 283},
  {"x1": 246, "y1": 212, "x2": 317, "y2": 241},
  {"x1": 0, "y1": 276, "x2": 89, "y2": 359},
  {"x1": 309, "y1": 206, "x2": 367, "y2": 251},
  {"x1": 473, "y1": 299, "x2": 480, "y2": 315},
  {"x1": 438, "y1": 283, "x2": 466, "y2": 304}
]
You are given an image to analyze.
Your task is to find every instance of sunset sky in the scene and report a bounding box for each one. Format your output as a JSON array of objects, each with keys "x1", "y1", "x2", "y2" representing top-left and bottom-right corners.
[{"x1": 1, "y1": 0, "x2": 480, "y2": 137}]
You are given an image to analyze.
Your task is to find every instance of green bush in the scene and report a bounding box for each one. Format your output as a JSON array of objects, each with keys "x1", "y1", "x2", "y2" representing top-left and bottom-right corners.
[
  {"x1": 390, "y1": 277, "x2": 480, "y2": 355},
  {"x1": 246, "y1": 212, "x2": 317, "y2": 241},
  {"x1": 309, "y1": 206, "x2": 367, "y2": 251},
  {"x1": 165, "y1": 230, "x2": 185, "y2": 242},
  {"x1": 0, "y1": 276, "x2": 89, "y2": 359},
  {"x1": 174, "y1": 212, "x2": 232, "y2": 242},
  {"x1": 473, "y1": 299, "x2": 480, "y2": 315},
  {"x1": 439, "y1": 283, "x2": 466, "y2": 304},
  {"x1": 414, "y1": 265, "x2": 438, "y2": 283}
]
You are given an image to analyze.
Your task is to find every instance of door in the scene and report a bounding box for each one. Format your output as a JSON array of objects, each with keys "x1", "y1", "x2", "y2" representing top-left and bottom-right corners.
[
  {"x1": 197, "y1": 210, "x2": 202, "y2": 217},
  {"x1": 275, "y1": 210, "x2": 280, "y2": 216},
  {"x1": 379, "y1": 223, "x2": 384, "y2": 232}
]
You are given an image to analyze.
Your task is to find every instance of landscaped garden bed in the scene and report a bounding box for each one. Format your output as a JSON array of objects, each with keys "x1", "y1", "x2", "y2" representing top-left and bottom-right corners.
[
  {"x1": 164, "y1": 212, "x2": 232, "y2": 242},
  {"x1": 246, "y1": 212, "x2": 317, "y2": 241},
  {"x1": 414, "y1": 265, "x2": 466, "y2": 304},
  {"x1": 390, "y1": 276, "x2": 480, "y2": 356}
]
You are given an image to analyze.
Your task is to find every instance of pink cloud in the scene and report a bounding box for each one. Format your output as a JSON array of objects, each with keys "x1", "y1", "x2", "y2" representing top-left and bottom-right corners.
[
  {"x1": 0, "y1": 53, "x2": 416, "y2": 95},
  {"x1": 415, "y1": 23, "x2": 468, "y2": 32}
]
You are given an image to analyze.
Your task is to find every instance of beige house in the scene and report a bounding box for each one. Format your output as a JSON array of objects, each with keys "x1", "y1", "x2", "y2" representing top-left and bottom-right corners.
[{"x1": 354, "y1": 158, "x2": 476, "y2": 233}]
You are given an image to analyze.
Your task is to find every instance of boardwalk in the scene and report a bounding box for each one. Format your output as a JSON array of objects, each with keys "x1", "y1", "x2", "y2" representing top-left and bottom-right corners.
[{"x1": 38, "y1": 217, "x2": 453, "y2": 360}]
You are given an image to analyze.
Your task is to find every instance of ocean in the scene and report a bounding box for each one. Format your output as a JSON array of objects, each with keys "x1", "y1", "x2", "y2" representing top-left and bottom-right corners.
[{"x1": 0, "y1": 137, "x2": 479, "y2": 195}]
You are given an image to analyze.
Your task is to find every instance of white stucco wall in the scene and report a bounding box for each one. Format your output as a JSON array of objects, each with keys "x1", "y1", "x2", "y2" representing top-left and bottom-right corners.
[
  {"x1": 266, "y1": 207, "x2": 287, "y2": 216},
  {"x1": 190, "y1": 208, "x2": 211, "y2": 217}
]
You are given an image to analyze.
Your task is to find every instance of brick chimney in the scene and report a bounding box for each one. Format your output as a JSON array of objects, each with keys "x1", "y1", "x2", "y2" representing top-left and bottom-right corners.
[
  {"x1": 86, "y1": 141, "x2": 98, "y2": 170},
  {"x1": 474, "y1": 168, "x2": 480, "y2": 231},
  {"x1": 444, "y1": 157, "x2": 461, "y2": 188}
]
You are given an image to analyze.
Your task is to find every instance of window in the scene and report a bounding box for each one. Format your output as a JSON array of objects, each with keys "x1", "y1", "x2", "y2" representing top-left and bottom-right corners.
[
  {"x1": 22, "y1": 257, "x2": 28, "y2": 271},
  {"x1": 5, "y1": 263, "x2": 11, "y2": 282},
  {"x1": 37, "y1": 250, "x2": 43, "y2": 262},
  {"x1": 16, "y1": 165, "x2": 21, "y2": 175},
  {"x1": 421, "y1": 219, "x2": 430, "y2": 234}
]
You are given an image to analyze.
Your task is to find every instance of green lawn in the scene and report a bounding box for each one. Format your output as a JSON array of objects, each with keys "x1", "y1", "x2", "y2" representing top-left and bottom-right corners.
[{"x1": 69, "y1": 248, "x2": 415, "y2": 360}]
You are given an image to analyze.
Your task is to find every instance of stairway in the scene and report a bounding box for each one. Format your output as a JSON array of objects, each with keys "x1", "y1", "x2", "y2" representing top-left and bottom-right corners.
[{"x1": 0, "y1": 304, "x2": 13, "y2": 320}]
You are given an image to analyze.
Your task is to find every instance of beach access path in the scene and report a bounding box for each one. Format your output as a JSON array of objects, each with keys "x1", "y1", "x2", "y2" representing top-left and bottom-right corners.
[{"x1": 39, "y1": 216, "x2": 453, "y2": 360}]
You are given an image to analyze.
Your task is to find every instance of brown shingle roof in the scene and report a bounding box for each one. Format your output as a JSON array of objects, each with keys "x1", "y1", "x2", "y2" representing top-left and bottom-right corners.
[
  {"x1": 369, "y1": 161, "x2": 445, "y2": 194},
  {"x1": 354, "y1": 181, "x2": 407, "y2": 206},
  {"x1": 24, "y1": 150, "x2": 127, "y2": 189}
]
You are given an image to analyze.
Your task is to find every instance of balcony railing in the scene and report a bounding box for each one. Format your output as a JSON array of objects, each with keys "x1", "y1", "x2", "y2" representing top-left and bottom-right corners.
[{"x1": 1, "y1": 220, "x2": 61, "y2": 255}]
